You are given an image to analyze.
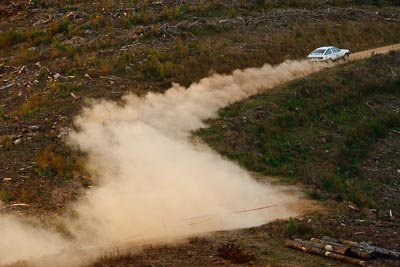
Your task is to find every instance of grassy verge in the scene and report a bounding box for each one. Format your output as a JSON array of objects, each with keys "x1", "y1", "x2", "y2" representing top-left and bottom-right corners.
[{"x1": 198, "y1": 52, "x2": 400, "y2": 209}]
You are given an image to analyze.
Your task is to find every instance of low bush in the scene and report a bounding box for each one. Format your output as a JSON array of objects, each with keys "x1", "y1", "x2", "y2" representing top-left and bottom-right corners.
[
  {"x1": 217, "y1": 242, "x2": 256, "y2": 264},
  {"x1": 19, "y1": 93, "x2": 49, "y2": 116},
  {"x1": 287, "y1": 218, "x2": 314, "y2": 238},
  {"x1": 0, "y1": 188, "x2": 15, "y2": 203}
]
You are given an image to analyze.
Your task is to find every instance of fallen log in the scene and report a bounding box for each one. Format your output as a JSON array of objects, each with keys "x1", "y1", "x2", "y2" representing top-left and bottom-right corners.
[
  {"x1": 322, "y1": 236, "x2": 358, "y2": 246},
  {"x1": 324, "y1": 251, "x2": 366, "y2": 267},
  {"x1": 285, "y1": 240, "x2": 366, "y2": 266},
  {"x1": 322, "y1": 236, "x2": 400, "y2": 259},
  {"x1": 310, "y1": 238, "x2": 351, "y2": 256},
  {"x1": 350, "y1": 246, "x2": 374, "y2": 260},
  {"x1": 311, "y1": 238, "x2": 372, "y2": 260}
]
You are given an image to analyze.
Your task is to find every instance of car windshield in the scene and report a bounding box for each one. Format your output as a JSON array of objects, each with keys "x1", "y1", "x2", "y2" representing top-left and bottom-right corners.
[{"x1": 310, "y1": 48, "x2": 326, "y2": 55}]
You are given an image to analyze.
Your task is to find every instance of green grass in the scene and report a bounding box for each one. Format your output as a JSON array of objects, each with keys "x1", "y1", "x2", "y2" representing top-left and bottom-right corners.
[
  {"x1": 198, "y1": 52, "x2": 400, "y2": 209},
  {"x1": 0, "y1": 188, "x2": 15, "y2": 203}
]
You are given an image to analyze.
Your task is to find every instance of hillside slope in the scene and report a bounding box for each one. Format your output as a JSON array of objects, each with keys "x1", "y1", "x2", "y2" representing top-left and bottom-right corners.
[
  {"x1": 1, "y1": 1, "x2": 400, "y2": 213},
  {"x1": 0, "y1": 1, "x2": 400, "y2": 266}
]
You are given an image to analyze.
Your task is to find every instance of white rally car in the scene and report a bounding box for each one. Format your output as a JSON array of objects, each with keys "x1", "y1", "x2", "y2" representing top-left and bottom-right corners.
[{"x1": 307, "y1": 46, "x2": 350, "y2": 62}]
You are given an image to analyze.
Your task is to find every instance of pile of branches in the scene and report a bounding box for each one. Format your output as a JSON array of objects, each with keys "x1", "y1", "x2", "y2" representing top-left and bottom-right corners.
[
  {"x1": 0, "y1": 0, "x2": 26, "y2": 18},
  {"x1": 285, "y1": 236, "x2": 400, "y2": 266}
]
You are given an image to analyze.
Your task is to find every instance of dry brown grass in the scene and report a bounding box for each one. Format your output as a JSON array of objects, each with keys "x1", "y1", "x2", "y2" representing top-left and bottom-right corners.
[
  {"x1": 0, "y1": 135, "x2": 12, "y2": 150},
  {"x1": 19, "y1": 93, "x2": 49, "y2": 116},
  {"x1": 36, "y1": 145, "x2": 65, "y2": 177}
]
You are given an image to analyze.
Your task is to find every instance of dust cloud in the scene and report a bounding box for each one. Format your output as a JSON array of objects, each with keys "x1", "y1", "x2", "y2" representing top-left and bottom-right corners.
[
  {"x1": 0, "y1": 216, "x2": 68, "y2": 264},
  {"x1": 0, "y1": 60, "x2": 329, "y2": 265}
]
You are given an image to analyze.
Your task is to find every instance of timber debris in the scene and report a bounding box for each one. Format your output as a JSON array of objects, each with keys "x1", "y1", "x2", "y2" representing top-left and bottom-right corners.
[{"x1": 285, "y1": 236, "x2": 400, "y2": 266}]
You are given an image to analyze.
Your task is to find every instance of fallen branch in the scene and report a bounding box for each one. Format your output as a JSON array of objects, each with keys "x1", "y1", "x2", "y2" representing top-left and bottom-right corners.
[
  {"x1": 0, "y1": 83, "x2": 14, "y2": 90},
  {"x1": 0, "y1": 203, "x2": 29, "y2": 211}
]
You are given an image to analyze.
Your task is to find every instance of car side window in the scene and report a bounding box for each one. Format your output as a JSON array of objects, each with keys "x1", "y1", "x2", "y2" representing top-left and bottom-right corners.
[
  {"x1": 325, "y1": 49, "x2": 332, "y2": 55},
  {"x1": 332, "y1": 47, "x2": 340, "y2": 53}
]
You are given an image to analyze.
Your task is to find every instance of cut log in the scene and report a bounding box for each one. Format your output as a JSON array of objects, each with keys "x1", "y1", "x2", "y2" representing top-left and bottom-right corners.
[
  {"x1": 350, "y1": 246, "x2": 374, "y2": 260},
  {"x1": 313, "y1": 237, "x2": 373, "y2": 260},
  {"x1": 373, "y1": 246, "x2": 400, "y2": 258},
  {"x1": 310, "y1": 238, "x2": 351, "y2": 255},
  {"x1": 324, "y1": 251, "x2": 366, "y2": 266},
  {"x1": 322, "y1": 236, "x2": 400, "y2": 258},
  {"x1": 292, "y1": 238, "x2": 326, "y2": 250},
  {"x1": 322, "y1": 236, "x2": 358, "y2": 246},
  {"x1": 285, "y1": 239, "x2": 366, "y2": 266}
]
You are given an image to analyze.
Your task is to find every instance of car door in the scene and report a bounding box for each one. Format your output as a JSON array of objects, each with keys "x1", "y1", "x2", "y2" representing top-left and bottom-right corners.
[
  {"x1": 325, "y1": 48, "x2": 333, "y2": 60},
  {"x1": 331, "y1": 47, "x2": 341, "y2": 60}
]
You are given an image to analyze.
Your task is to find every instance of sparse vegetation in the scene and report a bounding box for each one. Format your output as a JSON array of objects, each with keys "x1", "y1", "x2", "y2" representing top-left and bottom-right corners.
[
  {"x1": 0, "y1": 106, "x2": 5, "y2": 120},
  {"x1": 0, "y1": 188, "x2": 15, "y2": 203},
  {"x1": 19, "y1": 93, "x2": 49, "y2": 117},
  {"x1": 217, "y1": 242, "x2": 256, "y2": 264},
  {"x1": 287, "y1": 218, "x2": 314, "y2": 238},
  {"x1": 0, "y1": 135, "x2": 12, "y2": 150},
  {"x1": 89, "y1": 251, "x2": 137, "y2": 267},
  {"x1": 35, "y1": 144, "x2": 83, "y2": 179}
]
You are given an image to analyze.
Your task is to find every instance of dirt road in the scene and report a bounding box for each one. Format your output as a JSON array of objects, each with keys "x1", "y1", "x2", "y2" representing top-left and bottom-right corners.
[{"x1": 350, "y1": 43, "x2": 400, "y2": 61}]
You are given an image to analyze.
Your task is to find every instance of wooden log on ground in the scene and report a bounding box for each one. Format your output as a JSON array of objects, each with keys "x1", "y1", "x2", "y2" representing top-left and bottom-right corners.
[
  {"x1": 310, "y1": 238, "x2": 351, "y2": 256},
  {"x1": 308, "y1": 238, "x2": 370, "y2": 261},
  {"x1": 316, "y1": 237, "x2": 373, "y2": 259},
  {"x1": 292, "y1": 238, "x2": 336, "y2": 252},
  {"x1": 322, "y1": 236, "x2": 400, "y2": 258},
  {"x1": 324, "y1": 251, "x2": 366, "y2": 266},
  {"x1": 322, "y1": 236, "x2": 358, "y2": 246},
  {"x1": 350, "y1": 246, "x2": 374, "y2": 260},
  {"x1": 285, "y1": 239, "x2": 366, "y2": 266}
]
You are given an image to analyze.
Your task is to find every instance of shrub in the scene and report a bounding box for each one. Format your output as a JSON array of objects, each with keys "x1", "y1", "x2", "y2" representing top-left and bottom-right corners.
[
  {"x1": 36, "y1": 145, "x2": 65, "y2": 177},
  {"x1": 19, "y1": 93, "x2": 49, "y2": 116},
  {"x1": 159, "y1": 6, "x2": 178, "y2": 21},
  {"x1": 0, "y1": 188, "x2": 15, "y2": 203},
  {"x1": 0, "y1": 106, "x2": 5, "y2": 120},
  {"x1": 0, "y1": 135, "x2": 12, "y2": 150},
  {"x1": 51, "y1": 20, "x2": 70, "y2": 35},
  {"x1": 217, "y1": 242, "x2": 256, "y2": 264},
  {"x1": 0, "y1": 30, "x2": 27, "y2": 48},
  {"x1": 287, "y1": 218, "x2": 313, "y2": 238}
]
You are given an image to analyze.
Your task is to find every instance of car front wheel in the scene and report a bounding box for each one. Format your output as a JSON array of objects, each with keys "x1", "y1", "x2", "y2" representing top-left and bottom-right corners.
[{"x1": 343, "y1": 53, "x2": 349, "y2": 61}]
